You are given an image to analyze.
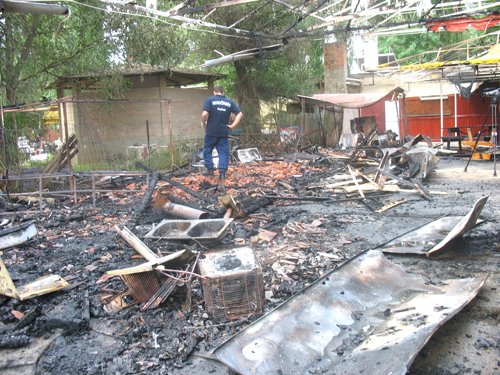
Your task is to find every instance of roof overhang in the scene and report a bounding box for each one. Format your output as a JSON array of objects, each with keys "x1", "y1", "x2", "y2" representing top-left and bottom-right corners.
[{"x1": 51, "y1": 66, "x2": 223, "y2": 89}]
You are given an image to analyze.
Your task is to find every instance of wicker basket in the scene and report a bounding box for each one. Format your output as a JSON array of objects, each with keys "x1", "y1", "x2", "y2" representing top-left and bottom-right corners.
[{"x1": 198, "y1": 247, "x2": 265, "y2": 322}]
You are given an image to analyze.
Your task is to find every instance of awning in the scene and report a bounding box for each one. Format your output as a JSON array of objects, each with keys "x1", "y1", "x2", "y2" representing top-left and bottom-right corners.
[
  {"x1": 298, "y1": 87, "x2": 404, "y2": 109},
  {"x1": 426, "y1": 15, "x2": 500, "y2": 32}
]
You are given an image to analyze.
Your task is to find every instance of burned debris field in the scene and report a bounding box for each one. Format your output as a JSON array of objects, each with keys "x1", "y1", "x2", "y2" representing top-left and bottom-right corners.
[{"x1": 0, "y1": 144, "x2": 499, "y2": 375}]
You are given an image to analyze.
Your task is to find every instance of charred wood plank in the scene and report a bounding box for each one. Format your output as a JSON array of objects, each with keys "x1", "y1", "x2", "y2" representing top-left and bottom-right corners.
[
  {"x1": 347, "y1": 165, "x2": 365, "y2": 199},
  {"x1": 15, "y1": 306, "x2": 41, "y2": 330},
  {"x1": 410, "y1": 178, "x2": 432, "y2": 201},
  {"x1": 376, "y1": 170, "x2": 432, "y2": 200},
  {"x1": 375, "y1": 199, "x2": 406, "y2": 213},
  {"x1": 376, "y1": 169, "x2": 415, "y2": 189},
  {"x1": 0, "y1": 334, "x2": 32, "y2": 349},
  {"x1": 132, "y1": 171, "x2": 160, "y2": 223},
  {"x1": 114, "y1": 225, "x2": 158, "y2": 261},
  {"x1": 42, "y1": 134, "x2": 78, "y2": 174},
  {"x1": 374, "y1": 151, "x2": 390, "y2": 187},
  {"x1": 239, "y1": 197, "x2": 272, "y2": 215},
  {"x1": 161, "y1": 176, "x2": 212, "y2": 205},
  {"x1": 347, "y1": 127, "x2": 377, "y2": 164}
]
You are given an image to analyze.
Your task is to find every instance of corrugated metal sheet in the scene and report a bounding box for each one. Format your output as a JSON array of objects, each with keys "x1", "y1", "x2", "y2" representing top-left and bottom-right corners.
[{"x1": 380, "y1": 195, "x2": 488, "y2": 255}]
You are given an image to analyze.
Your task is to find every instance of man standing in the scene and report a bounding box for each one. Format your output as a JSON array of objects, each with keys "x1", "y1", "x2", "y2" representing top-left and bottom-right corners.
[{"x1": 201, "y1": 86, "x2": 243, "y2": 180}]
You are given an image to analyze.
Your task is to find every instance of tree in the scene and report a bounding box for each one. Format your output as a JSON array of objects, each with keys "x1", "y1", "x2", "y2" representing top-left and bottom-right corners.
[
  {"x1": 0, "y1": 2, "x2": 112, "y2": 170},
  {"x1": 188, "y1": 3, "x2": 324, "y2": 133},
  {"x1": 1, "y1": 4, "x2": 112, "y2": 106},
  {"x1": 104, "y1": 3, "x2": 189, "y2": 67},
  {"x1": 0, "y1": 1, "x2": 186, "y2": 169}
]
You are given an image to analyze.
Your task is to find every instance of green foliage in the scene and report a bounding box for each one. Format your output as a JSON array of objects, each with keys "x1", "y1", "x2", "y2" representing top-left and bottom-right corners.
[
  {"x1": 379, "y1": 32, "x2": 440, "y2": 61},
  {"x1": 23, "y1": 156, "x2": 52, "y2": 169},
  {"x1": 379, "y1": 29, "x2": 493, "y2": 64},
  {"x1": 3, "y1": 112, "x2": 43, "y2": 135},
  {"x1": 255, "y1": 39, "x2": 323, "y2": 99},
  {"x1": 105, "y1": 3, "x2": 189, "y2": 67},
  {"x1": 0, "y1": 2, "x2": 110, "y2": 104}
]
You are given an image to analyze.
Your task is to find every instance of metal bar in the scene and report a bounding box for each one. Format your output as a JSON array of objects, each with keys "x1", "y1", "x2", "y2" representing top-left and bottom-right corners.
[
  {"x1": 57, "y1": 98, "x2": 176, "y2": 104},
  {"x1": 229, "y1": 0, "x2": 270, "y2": 28},
  {"x1": 168, "y1": 103, "x2": 174, "y2": 168},
  {"x1": 272, "y1": 0, "x2": 326, "y2": 22},
  {"x1": 146, "y1": 120, "x2": 150, "y2": 156},
  {"x1": 92, "y1": 172, "x2": 96, "y2": 208},
  {"x1": 72, "y1": 175, "x2": 77, "y2": 205},
  {"x1": 5, "y1": 171, "x2": 149, "y2": 180},
  {"x1": 38, "y1": 176, "x2": 43, "y2": 211},
  {"x1": 0, "y1": 188, "x2": 146, "y2": 197},
  {"x1": 464, "y1": 103, "x2": 493, "y2": 172},
  {"x1": 1, "y1": 0, "x2": 69, "y2": 15},
  {"x1": 263, "y1": 195, "x2": 332, "y2": 201},
  {"x1": 173, "y1": 0, "x2": 260, "y2": 16}
]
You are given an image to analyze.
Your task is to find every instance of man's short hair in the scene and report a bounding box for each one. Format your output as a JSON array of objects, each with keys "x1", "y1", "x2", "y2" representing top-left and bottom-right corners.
[{"x1": 214, "y1": 85, "x2": 224, "y2": 94}]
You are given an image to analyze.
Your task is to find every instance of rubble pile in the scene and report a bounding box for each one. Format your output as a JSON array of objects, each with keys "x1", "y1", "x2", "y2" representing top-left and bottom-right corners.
[{"x1": 0, "y1": 139, "x2": 498, "y2": 374}]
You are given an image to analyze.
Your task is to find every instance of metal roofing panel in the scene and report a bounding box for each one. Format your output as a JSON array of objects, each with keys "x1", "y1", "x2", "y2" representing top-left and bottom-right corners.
[
  {"x1": 211, "y1": 250, "x2": 487, "y2": 375},
  {"x1": 380, "y1": 195, "x2": 488, "y2": 255}
]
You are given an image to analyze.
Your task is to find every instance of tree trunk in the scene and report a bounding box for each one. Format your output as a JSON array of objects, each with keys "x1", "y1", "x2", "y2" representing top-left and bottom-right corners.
[{"x1": 234, "y1": 61, "x2": 261, "y2": 134}]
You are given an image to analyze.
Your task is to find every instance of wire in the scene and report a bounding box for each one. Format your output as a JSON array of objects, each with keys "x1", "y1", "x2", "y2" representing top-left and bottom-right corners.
[
  {"x1": 32, "y1": 0, "x2": 254, "y2": 40},
  {"x1": 276, "y1": 0, "x2": 335, "y2": 39}
]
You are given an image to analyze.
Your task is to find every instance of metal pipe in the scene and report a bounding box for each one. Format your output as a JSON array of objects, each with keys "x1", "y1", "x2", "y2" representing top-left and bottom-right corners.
[
  {"x1": 223, "y1": 207, "x2": 233, "y2": 219},
  {"x1": 163, "y1": 202, "x2": 209, "y2": 220},
  {"x1": 200, "y1": 53, "x2": 256, "y2": 68},
  {"x1": 0, "y1": 71, "x2": 7, "y2": 173},
  {"x1": 1, "y1": 1, "x2": 70, "y2": 16}
]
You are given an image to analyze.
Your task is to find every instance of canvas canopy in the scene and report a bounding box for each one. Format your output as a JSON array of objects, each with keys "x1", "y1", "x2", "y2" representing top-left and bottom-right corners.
[{"x1": 298, "y1": 87, "x2": 404, "y2": 109}]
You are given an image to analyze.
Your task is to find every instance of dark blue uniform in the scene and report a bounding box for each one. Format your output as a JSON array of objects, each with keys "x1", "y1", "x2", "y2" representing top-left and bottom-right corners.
[{"x1": 202, "y1": 95, "x2": 241, "y2": 172}]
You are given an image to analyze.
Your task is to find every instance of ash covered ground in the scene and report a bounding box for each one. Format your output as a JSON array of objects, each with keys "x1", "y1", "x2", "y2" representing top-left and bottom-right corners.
[{"x1": 0, "y1": 155, "x2": 498, "y2": 375}]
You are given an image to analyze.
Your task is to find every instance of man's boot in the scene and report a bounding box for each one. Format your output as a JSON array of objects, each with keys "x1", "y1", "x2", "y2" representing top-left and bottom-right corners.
[{"x1": 219, "y1": 171, "x2": 226, "y2": 180}]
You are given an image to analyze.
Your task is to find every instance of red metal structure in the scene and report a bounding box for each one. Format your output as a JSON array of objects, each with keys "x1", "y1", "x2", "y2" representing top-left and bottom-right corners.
[{"x1": 400, "y1": 93, "x2": 494, "y2": 141}]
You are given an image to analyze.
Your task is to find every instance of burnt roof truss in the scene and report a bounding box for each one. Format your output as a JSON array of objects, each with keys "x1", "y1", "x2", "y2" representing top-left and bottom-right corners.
[
  {"x1": 75, "y1": 1, "x2": 500, "y2": 68},
  {"x1": 96, "y1": 0, "x2": 500, "y2": 42}
]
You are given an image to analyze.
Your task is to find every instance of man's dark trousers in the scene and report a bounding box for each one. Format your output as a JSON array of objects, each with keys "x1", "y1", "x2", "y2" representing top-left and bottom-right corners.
[{"x1": 203, "y1": 135, "x2": 229, "y2": 172}]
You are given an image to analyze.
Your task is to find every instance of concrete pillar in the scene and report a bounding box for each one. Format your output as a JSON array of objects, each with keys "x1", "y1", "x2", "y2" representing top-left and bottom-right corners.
[{"x1": 323, "y1": 41, "x2": 348, "y2": 94}]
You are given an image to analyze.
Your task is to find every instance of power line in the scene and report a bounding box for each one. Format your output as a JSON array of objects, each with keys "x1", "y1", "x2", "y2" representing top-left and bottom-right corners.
[{"x1": 33, "y1": 0, "x2": 256, "y2": 40}]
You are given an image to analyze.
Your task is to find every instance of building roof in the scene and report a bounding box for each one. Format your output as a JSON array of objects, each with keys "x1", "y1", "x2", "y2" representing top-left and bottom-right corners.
[{"x1": 51, "y1": 65, "x2": 223, "y2": 89}]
